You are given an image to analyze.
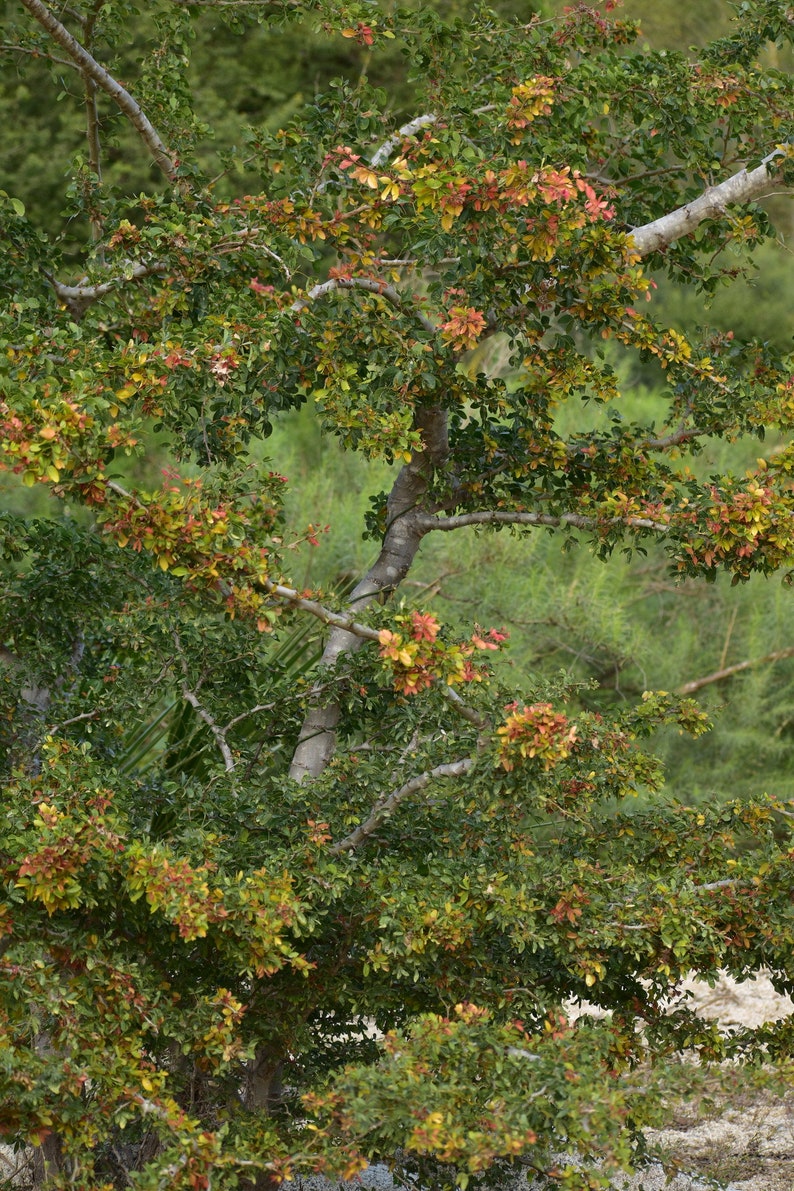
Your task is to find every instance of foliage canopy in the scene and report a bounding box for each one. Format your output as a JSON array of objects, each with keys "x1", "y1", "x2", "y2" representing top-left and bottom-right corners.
[{"x1": 1, "y1": 1, "x2": 794, "y2": 1188}]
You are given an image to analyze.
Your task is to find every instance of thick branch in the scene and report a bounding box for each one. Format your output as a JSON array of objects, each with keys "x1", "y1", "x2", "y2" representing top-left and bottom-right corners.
[
  {"x1": 330, "y1": 758, "x2": 474, "y2": 854},
  {"x1": 416, "y1": 510, "x2": 670, "y2": 534},
  {"x1": 19, "y1": 0, "x2": 176, "y2": 181},
  {"x1": 292, "y1": 276, "x2": 436, "y2": 335},
  {"x1": 45, "y1": 262, "x2": 168, "y2": 318},
  {"x1": 678, "y1": 647, "x2": 794, "y2": 696},
  {"x1": 630, "y1": 148, "x2": 787, "y2": 257}
]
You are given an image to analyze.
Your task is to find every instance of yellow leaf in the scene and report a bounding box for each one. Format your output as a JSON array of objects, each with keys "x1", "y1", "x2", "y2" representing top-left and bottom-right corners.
[{"x1": 158, "y1": 555, "x2": 170, "y2": 571}]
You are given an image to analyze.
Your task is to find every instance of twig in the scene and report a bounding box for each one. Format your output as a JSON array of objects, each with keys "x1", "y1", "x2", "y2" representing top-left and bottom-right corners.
[
  {"x1": 19, "y1": 0, "x2": 176, "y2": 180},
  {"x1": 677, "y1": 647, "x2": 794, "y2": 696},
  {"x1": 330, "y1": 758, "x2": 474, "y2": 854},
  {"x1": 292, "y1": 276, "x2": 436, "y2": 335}
]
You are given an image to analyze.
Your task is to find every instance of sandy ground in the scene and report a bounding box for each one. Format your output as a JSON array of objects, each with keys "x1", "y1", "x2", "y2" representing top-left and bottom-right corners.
[{"x1": 635, "y1": 971, "x2": 794, "y2": 1191}]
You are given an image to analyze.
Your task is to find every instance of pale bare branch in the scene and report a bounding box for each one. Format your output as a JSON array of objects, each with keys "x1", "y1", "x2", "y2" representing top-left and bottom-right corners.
[
  {"x1": 172, "y1": 632, "x2": 236, "y2": 773},
  {"x1": 416, "y1": 509, "x2": 670, "y2": 534},
  {"x1": 222, "y1": 703, "x2": 275, "y2": 732},
  {"x1": 259, "y1": 580, "x2": 382, "y2": 642},
  {"x1": 630, "y1": 147, "x2": 788, "y2": 257},
  {"x1": 443, "y1": 685, "x2": 489, "y2": 730},
  {"x1": 19, "y1": 0, "x2": 177, "y2": 180},
  {"x1": 292, "y1": 276, "x2": 436, "y2": 335},
  {"x1": 370, "y1": 113, "x2": 439, "y2": 168},
  {"x1": 330, "y1": 757, "x2": 474, "y2": 854},
  {"x1": 678, "y1": 647, "x2": 794, "y2": 696},
  {"x1": 45, "y1": 261, "x2": 168, "y2": 318}
]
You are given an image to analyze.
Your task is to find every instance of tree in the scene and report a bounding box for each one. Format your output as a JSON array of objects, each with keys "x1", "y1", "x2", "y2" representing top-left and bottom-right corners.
[{"x1": 1, "y1": 1, "x2": 793, "y2": 1188}]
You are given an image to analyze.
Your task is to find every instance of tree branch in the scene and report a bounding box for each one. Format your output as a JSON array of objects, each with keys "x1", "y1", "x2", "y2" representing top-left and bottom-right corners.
[
  {"x1": 259, "y1": 580, "x2": 382, "y2": 642},
  {"x1": 292, "y1": 276, "x2": 436, "y2": 335},
  {"x1": 630, "y1": 147, "x2": 788, "y2": 257},
  {"x1": 370, "y1": 113, "x2": 438, "y2": 168},
  {"x1": 44, "y1": 262, "x2": 168, "y2": 318},
  {"x1": 329, "y1": 758, "x2": 474, "y2": 854},
  {"x1": 288, "y1": 411, "x2": 446, "y2": 783},
  {"x1": 677, "y1": 647, "x2": 794, "y2": 696},
  {"x1": 0, "y1": 41, "x2": 77, "y2": 69},
  {"x1": 19, "y1": 0, "x2": 177, "y2": 181},
  {"x1": 416, "y1": 509, "x2": 670, "y2": 534},
  {"x1": 172, "y1": 632, "x2": 235, "y2": 773}
]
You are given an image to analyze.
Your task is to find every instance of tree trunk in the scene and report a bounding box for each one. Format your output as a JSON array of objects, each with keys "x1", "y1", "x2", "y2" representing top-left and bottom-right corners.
[{"x1": 288, "y1": 407, "x2": 447, "y2": 782}]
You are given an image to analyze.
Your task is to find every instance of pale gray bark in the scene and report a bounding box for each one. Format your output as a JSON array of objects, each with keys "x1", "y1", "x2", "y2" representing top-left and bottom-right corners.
[
  {"x1": 19, "y1": 0, "x2": 176, "y2": 181},
  {"x1": 330, "y1": 758, "x2": 474, "y2": 854},
  {"x1": 630, "y1": 148, "x2": 787, "y2": 257},
  {"x1": 288, "y1": 408, "x2": 448, "y2": 782}
]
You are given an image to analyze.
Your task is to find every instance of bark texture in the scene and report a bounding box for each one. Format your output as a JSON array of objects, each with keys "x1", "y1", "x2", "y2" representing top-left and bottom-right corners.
[{"x1": 288, "y1": 407, "x2": 448, "y2": 782}]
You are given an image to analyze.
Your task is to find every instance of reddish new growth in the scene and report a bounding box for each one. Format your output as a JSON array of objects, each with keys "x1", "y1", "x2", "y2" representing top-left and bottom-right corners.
[
  {"x1": 378, "y1": 615, "x2": 506, "y2": 695},
  {"x1": 440, "y1": 306, "x2": 488, "y2": 352},
  {"x1": 496, "y1": 702, "x2": 578, "y2": 771}
]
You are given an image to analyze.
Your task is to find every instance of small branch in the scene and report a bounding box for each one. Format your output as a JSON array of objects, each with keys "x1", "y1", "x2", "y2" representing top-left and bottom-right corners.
[
  {"x1": 642, "y1": 426, "x2": 705, "y2": 450},
  {"x1": 330, "y1": 758, "x2": 474, "y2": 854},
  {"x1": 369, "y1": 104, "x2": 496, "y2": 169},
  {"x1": 370, "y1": 113, "x2": 438, "y2": 168},
  {"x1": 172, "y1": 632, "x2": 235, "y2": 773},
  {"x1": 46, "y1": 709, "x2": 100, "y2": 732},
  {"x1": 292, "y1": 276, "x2": 436, "y2": 336},
  {"x1": 259, "y1": 580, "x2": 382, "y2": 642},
  {"x1": 45, "y1": 261, "x2": 168, "y2": 318},
  {"x1": 19, "y1": 0, "x2": 177, "y2": 181},
  {"x1": 677, "y1": 647, "x2": 794, "y2": 696},
  {"x1": 443, "y1": 686, "x2": 489, "y2": 730},
  {"x1": 180, "y1": 686, "x2": 236, "y2": 772},
  {"x1": 105, "y1": 479, "x2": 146, "y2": 508},
  {"x1": 630, "y1": 148, "x2": 787, "y2": 257},
  {"x1": 222, "y1": 703, "x2": 275, "y2": 732},
  {"x1": 0, "y1": 41, "x2": 77, "y2": 69},
  {"x1": 416, "y1": 509, "x2": 670, "y2": 534}
]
